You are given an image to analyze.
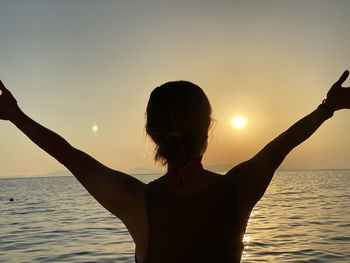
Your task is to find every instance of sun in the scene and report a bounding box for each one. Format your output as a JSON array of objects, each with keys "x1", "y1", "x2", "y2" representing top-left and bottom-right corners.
[
  {"x1": 231, "y1": 115, "x2": 247, "y2": 130},
  {"x1": 92, "y1": 124, "x2": 99, "y2": 133}
]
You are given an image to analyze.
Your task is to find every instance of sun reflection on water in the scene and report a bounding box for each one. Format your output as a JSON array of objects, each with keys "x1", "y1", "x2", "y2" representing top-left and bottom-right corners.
[{"x1": 242, "y1": 234, "x2": 251, "y2": 261}]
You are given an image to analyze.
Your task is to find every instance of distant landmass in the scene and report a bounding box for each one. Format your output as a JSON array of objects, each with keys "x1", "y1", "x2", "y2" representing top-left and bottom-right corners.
[
  {"x1": 0, "y1": 164, "x2": 234, "y2": 178},
  {"x1": 204, "y1": 164, "x2": 233, "y2": 173},
  {"x1": 0, "y1": 170, "x2": 71, "y2": 179},
  {"x1": 39, "y1": 170, "x2": 72, "y2": 177},
  {"x1": 126, "y1": 164, "x2": 234, "y2": 174},
  {"x1": 5, "y1": 164, "x2": 341, "y2": 179},
  {"x1": 127, "y1": 167, "x2": 162, "y2": 175}
]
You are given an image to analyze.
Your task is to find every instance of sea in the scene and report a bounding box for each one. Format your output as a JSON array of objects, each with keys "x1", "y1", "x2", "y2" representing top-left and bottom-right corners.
[{"x1": 1, "y1": 170, "x2": 350, "y2": 263}]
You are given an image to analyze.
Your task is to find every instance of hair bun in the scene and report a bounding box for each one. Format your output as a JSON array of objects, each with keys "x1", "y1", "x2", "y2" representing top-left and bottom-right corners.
[{"x1": 158, "y1": 132, "x2": 185, "y2": 162}]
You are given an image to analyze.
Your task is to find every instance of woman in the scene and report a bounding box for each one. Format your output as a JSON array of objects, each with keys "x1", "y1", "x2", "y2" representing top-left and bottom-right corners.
[{"x1": 0, "y1": 71, "x2": 349, "y2": 263}]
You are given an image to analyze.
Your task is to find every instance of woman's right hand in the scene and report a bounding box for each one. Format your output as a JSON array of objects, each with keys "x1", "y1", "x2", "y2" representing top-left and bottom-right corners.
[
  {"x1": 325, "y1": 70, "x2": 350, "y2": 111},
  {"x1": 0, "y1": 80, "x2": 21, "y2": 121}
]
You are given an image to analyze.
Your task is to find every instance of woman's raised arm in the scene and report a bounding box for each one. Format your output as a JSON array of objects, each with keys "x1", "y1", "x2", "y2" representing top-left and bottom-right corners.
[
  {"x1": 227, "y1": 70, "x2": 350, "y2": 212},
  {"x1": 0, "y1": 80, "x2": 145, "y2": 223}
]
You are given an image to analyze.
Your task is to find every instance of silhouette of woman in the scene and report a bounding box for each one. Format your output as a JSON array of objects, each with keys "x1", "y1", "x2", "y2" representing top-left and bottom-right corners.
[{"x1": 0, "y1": 70, "x2": 349, "y2": 263}]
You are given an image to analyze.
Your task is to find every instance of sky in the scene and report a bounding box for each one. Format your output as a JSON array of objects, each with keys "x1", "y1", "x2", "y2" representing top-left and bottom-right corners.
[{"x1": 1, "y1": 0, "x2": 350, "y2": 177}]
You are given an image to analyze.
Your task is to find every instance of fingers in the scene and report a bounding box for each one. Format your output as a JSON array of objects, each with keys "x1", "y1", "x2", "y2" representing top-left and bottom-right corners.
[
  {"x1": 0, "y1": 79, "x2": 7, "y2": 91},
  {"x1": 337, "y1": 70, "x2": 349, "y2": 85},
  {"x1": 0, "y1": 80, "x2": 9, "y2": 95},
  {"x1": 0, "y1": 80, "x2": 4, "y2": 95}
]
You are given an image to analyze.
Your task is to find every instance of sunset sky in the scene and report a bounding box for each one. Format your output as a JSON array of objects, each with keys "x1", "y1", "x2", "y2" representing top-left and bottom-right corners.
[{"x1": 1, "y1": 0, "x2": 350, "y2": 177}]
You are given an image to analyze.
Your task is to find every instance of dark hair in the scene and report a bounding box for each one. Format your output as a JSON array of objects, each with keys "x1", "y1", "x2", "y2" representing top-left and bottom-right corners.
[{"x1": 146, "y1": 81, "x2": 212, "y2": 167}]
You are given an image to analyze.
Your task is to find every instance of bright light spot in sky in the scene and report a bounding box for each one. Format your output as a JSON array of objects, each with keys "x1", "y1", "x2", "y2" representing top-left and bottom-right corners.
[
  {"x1": 92, "y1": 124, "x2": 99, "y2": 133},
  {"x1": 231, "y1": 115, "x2": 247, "y2": 130}
]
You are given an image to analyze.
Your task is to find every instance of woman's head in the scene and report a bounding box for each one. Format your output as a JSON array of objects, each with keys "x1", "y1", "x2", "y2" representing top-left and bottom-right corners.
[{"x1": 146, "y1": 81, "x2": 212, "y2": 167}]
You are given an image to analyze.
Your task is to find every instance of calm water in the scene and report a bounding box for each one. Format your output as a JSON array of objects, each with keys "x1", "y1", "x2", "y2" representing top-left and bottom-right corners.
[{"x1": 1, "y1": 170, "x2": 350, "y2": 262}]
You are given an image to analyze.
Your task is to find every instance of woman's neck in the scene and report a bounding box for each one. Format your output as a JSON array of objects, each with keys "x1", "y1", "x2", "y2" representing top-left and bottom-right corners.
[
  {"x1": 167, "y1": 156, "x2": 203, "y2": 173},
  {"x1": 165, "y1": 157, "x2": 204, "y2": 188}
]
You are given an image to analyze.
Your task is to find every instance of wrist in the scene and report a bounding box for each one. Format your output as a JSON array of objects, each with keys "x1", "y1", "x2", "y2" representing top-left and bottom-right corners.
[
  {"x1": 9, "y1": 106, "x2": 25, "y2": 124},
  {"x1": 317, "y1": 99, "x2": 334, "y2": 119}
]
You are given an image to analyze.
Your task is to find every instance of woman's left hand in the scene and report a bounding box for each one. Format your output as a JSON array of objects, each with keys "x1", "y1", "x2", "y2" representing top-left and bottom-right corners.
[{"x1": 325, "y1": 70, "x2": 350, "y2": 111}]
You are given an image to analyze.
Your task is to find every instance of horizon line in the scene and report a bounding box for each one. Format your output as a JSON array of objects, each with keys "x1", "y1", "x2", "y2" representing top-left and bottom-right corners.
[{"x1": 1, "y1": 167, "x2": 350, "y2": 179}]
